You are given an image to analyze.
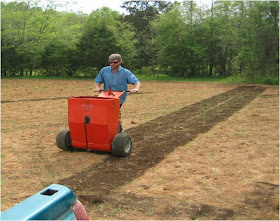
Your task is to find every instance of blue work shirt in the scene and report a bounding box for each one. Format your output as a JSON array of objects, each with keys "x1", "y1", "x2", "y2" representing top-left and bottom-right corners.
[{"x1": 95, "y1": 66, "x2": 140, "y2": 104}]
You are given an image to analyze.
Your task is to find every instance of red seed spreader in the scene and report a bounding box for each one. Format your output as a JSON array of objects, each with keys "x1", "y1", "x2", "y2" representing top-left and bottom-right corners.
[{"x1": 56, "y1": 90, "x2": 132, "y2": 157}]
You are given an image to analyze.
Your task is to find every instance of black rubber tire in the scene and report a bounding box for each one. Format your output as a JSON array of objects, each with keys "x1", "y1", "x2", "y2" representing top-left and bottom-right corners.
[
  {"x1": 56, "y1": 129, "x2": 72, "y2": 151},
  {"x1": 112, "y1": 133, "x2": 133, "y2": 157}
]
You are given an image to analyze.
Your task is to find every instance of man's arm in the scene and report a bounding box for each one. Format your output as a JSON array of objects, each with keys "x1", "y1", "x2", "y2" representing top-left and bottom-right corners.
[
  {"x1": 94, "y1": 70, "x2": 103, "y2": 92},
  {"x1": 130, "y1": 82, "x2": 141, "y2": 93},
  {"x1": 94, "y1": 82, "x2": 101, "y2": 92}
]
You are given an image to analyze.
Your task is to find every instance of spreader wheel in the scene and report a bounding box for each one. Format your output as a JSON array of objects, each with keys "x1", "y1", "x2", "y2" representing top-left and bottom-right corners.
[
  {"x1": 112, "y1": 133, "x2": 133, "y2": 157},
  {"x1": 56, "y1": 129, "x2": 72, "y2": 151}
]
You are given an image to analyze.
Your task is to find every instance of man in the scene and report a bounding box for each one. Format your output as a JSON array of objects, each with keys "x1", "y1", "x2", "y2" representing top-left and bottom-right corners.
[{"x1": 94, "y1": 54, "x2": 141, "y2": 131}]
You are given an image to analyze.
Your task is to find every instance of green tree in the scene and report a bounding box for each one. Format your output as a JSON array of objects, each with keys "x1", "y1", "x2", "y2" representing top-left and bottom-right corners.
[
  {"x1": 207, "y1": 1, "x2": 278, "y2": 79},
  {"x1": 40, "y1": 11, "x2": 86, "y2": 76},
  {"x1": 77, "y1": 7, "x2": 138, "y2": 72},
  {"x1": 121, "y1": 1, "x2": 173, "y2": 70},
  {"x1": 1, "y1": 1, "x2": 60, "y2": 76},
  {"x1": 151, "y1": 1, "x2": 207, "y2": 77},
  {"x1": 1, "y1": 0, "x2": 278, "y2": 81},
  {"x1": 240, "y1": 1, "x2": 279, "y2": 78}
]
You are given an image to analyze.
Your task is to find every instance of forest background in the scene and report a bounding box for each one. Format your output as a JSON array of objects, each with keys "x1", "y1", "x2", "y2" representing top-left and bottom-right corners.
[{"x1": 1, "y1": 0, "x2": 279, "y2": 84}]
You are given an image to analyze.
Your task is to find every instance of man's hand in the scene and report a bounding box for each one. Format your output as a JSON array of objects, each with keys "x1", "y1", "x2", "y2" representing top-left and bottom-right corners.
[
  {"x1": 94, "y1": 86, "x2": 101, "y2": 92},
  {"x1": 94, "y1": 83, "x2": 101, "y2": 92},
  {"x1": 129, "y1": 88, "x2": 138, "y2": 93},
  {"x1": 130, "y1": 82, "x2": 140, "y2": 93}
]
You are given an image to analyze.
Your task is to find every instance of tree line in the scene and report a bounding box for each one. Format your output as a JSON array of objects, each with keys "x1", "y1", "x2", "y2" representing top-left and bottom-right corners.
[{"x1": 1, "y1": 0, "x2": 279, "y2": 81}]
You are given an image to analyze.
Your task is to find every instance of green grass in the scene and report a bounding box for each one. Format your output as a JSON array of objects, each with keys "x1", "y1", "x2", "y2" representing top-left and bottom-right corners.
[
  {"x1": 137, "y1": 74, "x2": 279, "y2": 85},
  {"x1": 2, "y1": 73, "x2": 279, "y2": 85},
  {"x1": 1, "y1": 75, "x2": 93, "y2": 80},
  {"x1": 219, "y1": 75, "x2": 279, "y2": 85}
]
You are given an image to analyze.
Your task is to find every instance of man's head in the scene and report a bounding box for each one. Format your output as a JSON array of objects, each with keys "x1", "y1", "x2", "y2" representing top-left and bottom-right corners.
[
  {"x1": 109, "y1": 54, "x2": 122, "y2": 62},
  {"x1": 109, "y1": 54, "x2": 122, "y2": 69}
]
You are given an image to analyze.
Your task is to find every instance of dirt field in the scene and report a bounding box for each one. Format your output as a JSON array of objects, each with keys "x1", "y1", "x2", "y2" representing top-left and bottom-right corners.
[{"x1": 1, "y1": 79, "x2": 279, "y2": 220}]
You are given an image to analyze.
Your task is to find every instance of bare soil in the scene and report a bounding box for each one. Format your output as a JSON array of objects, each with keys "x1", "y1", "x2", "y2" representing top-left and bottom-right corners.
[{"x1": 1, "y1": 79, "x2": 279, "y2": 220}]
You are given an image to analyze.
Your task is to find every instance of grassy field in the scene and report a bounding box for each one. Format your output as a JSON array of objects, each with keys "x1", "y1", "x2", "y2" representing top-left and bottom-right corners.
[
  {"x1": 2, "y1": 73, "x2": 279, "y2": 85},
  {"x1": 1, "y1": 79, "x2": 279, "y2": 219}
]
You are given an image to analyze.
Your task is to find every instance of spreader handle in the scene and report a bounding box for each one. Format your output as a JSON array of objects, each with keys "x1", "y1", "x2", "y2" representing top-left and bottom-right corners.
[{"x1": 99, "y1": 90, "x2": 132, "y2": 92}]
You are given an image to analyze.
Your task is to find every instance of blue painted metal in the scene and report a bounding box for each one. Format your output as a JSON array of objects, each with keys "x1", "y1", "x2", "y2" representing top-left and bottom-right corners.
[{"x1": 1, "y1": 184, "x2": 77, "y2": 220}]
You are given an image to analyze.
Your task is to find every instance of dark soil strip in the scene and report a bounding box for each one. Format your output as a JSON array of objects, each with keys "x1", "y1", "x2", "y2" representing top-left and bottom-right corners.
[
  {"x1": 59, "y1": 86, "x2": 265, "y2": 204},
  {"x1": 1, "y1": 97, "x2": 69, "y2": 103}
]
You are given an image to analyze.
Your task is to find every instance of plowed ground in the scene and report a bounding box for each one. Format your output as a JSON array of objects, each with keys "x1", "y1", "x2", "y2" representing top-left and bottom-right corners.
[{"x1": 1, "y1": 79, "x2": 279, "y2": 220}]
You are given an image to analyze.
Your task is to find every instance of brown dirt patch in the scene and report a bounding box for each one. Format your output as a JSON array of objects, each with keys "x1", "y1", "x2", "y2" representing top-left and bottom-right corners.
[{"x1": 1, "y1": 79, "x2": 279, "y2": 220}]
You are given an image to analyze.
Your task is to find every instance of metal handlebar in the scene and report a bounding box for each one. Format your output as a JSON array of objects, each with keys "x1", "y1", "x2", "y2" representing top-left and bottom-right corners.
[{"x1": 99, "y1": 90, "x2": 135, "y2": 93}]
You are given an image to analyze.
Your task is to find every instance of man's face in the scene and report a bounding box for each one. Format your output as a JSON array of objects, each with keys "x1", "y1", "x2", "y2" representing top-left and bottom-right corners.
[{"x1": 109, "y1": 59, "x2": 121, "y2": 69}]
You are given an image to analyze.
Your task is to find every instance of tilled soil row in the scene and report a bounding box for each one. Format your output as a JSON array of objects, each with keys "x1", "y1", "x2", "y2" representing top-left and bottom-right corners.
[
  {"x1": 59, "y1": 86, "x2": 265, "y2": 205},
  {"x1": 1, "y1": 97, "x2": 70, "y2": 103}
]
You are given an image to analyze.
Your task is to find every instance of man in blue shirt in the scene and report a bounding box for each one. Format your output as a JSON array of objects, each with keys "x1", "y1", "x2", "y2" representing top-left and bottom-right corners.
[
  {"x1": 94, "y1": 54, "x2": 141, "y2": 131},
  {"x1": 94, "y1": 54, "x2": 140, "y2": 104}
]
